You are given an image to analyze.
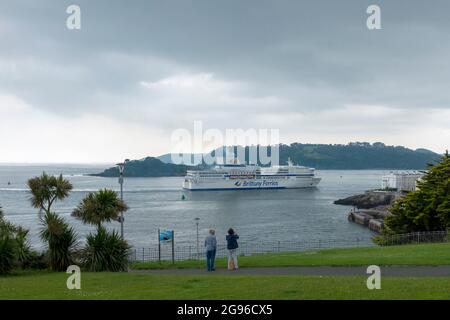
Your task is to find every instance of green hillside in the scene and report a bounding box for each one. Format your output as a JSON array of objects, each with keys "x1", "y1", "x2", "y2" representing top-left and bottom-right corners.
[
  {"x1": 278, "y1": 142, "x2": 440, "y2": 169},
  {"x1": 92, "y1": 157, "x2": 197, "y2": 177},
  {"x1": 93, "y1": 142, "x2": 441, "y2": 177}
]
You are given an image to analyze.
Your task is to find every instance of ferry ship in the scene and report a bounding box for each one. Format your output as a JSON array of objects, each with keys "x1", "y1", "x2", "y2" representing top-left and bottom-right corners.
[{"x1": 182, "y1": 159, "x2": 321, "y2": 191}]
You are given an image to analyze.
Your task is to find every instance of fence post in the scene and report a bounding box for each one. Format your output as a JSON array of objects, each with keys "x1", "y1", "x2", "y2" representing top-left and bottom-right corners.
[
  {"x1": 172, "y1": 231, "x2": 175, "y2": 264},
  {"x1": 158, "y1": 228, "x2": 161, "y2": 264},
  {"x1": 142, "y1": 247, "x2": 145, "y2": 262}
]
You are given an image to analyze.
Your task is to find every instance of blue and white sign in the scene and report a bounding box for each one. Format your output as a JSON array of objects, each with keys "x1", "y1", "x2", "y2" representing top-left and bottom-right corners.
[{"x1": 159, "y1": 229, "x2": 174, "y2": 241}]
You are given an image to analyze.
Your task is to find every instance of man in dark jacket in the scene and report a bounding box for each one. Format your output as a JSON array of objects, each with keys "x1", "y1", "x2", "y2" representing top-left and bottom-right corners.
[{"x1": 204, "y1": 229, "x2": 217, "y2": 271}]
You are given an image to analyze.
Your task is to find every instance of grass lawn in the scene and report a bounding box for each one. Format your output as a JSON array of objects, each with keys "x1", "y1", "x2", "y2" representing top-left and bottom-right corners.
[
  {"x1": 2, "y1": 242, "x2": 450, "y2": 300},
  {"x1": 1, "y1": 271, "x2": 450, "y2": 299},
  {"x1": 132, "y1": 242, "x2": 450, "y2": 270}
]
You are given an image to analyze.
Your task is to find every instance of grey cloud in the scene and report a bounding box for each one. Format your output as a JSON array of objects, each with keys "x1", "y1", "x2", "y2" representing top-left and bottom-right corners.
[{"x1": 0, "y1": 0, "x2": 449, "y2": 158}]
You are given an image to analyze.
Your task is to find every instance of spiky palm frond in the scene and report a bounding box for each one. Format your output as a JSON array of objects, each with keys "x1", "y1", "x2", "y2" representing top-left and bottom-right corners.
[
  {"x1": 72, "y1": 189, "x2": 128, "y2": 228},
  {"x1": 40, "y1": 211, "x2": 78, "y2": 271},
  {"x1": 15, "y1": 227, "x2": 32, "y2": 264},
  {"x1": 81, "y1": 226, "x2": 130, "y2": 272},
  {"x1": 28, "y1": 172, "x2": 73, "y2": 213},
  {"x1": 0, "y1": 215, "x2": 18, "y2": 235}
]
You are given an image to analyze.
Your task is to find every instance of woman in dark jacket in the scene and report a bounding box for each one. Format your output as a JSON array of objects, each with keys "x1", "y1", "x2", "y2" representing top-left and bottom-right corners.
[{"x1": 226, "y1": 228, "x2": 239, "y2": 270}]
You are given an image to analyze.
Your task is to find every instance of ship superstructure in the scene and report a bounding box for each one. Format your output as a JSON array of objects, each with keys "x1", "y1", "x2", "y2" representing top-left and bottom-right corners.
[{"x1": 182, "y1": 159, "x2": 321, "y2": 191}]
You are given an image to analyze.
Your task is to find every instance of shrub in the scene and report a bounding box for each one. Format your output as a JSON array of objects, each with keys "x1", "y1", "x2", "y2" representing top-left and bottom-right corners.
[
  {"x1": 81, "y1": 227, "x2": 130, "y2": 272},
  {"x1": 0, "y1": 209, "x2": 18, "y2": 273},
  {"x1": 1, "y1": 207, "x2": 45, "y2": 272},
  {"x1": 14, "y1": 227, "x2": 32, "y2": 266},
  {"x1": 22, "y1": 251, "x2": 49, "y2": 270},
  {"x1": 0, "y1": 234, "x2": 16, "y2": 274}
]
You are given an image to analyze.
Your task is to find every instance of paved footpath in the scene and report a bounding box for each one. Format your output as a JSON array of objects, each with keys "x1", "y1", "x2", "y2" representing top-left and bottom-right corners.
[{"x1": 131, "y1": 266, "x2": 450, "y2": 277}]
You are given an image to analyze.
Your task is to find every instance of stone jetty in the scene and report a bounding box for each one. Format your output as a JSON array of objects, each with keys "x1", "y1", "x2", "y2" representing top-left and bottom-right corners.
[
  {"x1": 347, "y1": 207, "x2": 390, "y2": 232},
  {"x1": 335, "y1": 190, "x2": 403, "y2": 233}
]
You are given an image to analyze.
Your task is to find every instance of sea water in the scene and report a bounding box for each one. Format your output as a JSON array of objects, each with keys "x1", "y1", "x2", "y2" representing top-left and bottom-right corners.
[{"x1": 0, "y1": 165, "x2": 390, "y2": 249}]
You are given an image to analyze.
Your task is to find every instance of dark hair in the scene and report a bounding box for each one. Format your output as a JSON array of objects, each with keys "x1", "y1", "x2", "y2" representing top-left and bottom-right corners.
[{"x1": 228, "y1": 228, "x2": 235, "y2": 235}]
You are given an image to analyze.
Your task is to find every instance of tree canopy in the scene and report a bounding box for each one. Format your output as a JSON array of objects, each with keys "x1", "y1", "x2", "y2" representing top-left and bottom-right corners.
[
  {"x1": 72, "y1": 189, "x2": 128, "y2": 228},
  {"x1": 28, "y1": 172, "x2": 73, "y2": 213},
  {"x1": 383, "y1": 152, "x2": 450, "y2": 234}
]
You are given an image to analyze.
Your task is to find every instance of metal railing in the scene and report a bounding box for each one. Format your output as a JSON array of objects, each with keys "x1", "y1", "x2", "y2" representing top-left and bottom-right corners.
[
  {"x1": 130, "y1": 230, "x2": 449, "y2": 263},
  {"x1": 130, "y1": 237, "x2": 373, "y2": 262},
  {"x1": 378, "y1": 230, "x2": 449, "y2": 246}
]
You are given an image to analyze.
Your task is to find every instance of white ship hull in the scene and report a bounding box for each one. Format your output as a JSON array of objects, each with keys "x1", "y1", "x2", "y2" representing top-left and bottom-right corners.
[
  {"x1": 183, "y1": 160, "x2": 320, "y2": 191},
  {"x1": 183, "y1": 174, "x2": 321, "y2": 191}
]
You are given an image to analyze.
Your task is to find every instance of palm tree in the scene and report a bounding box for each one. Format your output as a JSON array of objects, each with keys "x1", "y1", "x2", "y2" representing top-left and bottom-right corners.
[
  {"x1": 39, "y1": 212, "x2": 77, "y2": 271},
  {"x1": 72, "y1": 189, "x2": 128, "y2": 229},
  {"x1": 27, "y1": 172, "x2": 76, "y2": 271},
  {"x1": 28, "y1": 172, "x2": 73, "y2": 214},
  {"x1": 72, "y1": 189, "x2": 130, "y2": 271}
]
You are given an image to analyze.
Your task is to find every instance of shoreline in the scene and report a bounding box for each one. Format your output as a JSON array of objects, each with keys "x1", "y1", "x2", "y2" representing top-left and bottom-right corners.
[{"x1": 335, "y1": 190, "x2": 405, "y2": 233}]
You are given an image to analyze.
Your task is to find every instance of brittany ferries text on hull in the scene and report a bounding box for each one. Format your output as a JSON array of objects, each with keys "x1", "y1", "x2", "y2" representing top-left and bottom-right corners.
[{"x1": 182, "y1": 159, "x2": 321, "y2": 191}]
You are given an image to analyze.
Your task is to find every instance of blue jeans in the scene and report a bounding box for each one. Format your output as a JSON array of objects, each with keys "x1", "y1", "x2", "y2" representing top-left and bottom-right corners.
[{"x1": 206, "y1": 249, "x2": 216, "y2": 271}]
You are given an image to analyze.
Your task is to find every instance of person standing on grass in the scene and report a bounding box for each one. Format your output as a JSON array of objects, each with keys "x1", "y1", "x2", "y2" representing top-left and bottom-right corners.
[
  {"x1": 226, "y1": 228, "x2": 239, "y2": 270},
  {"x1": 205, "y1": 229, "x2": 217, "y2": 272}
]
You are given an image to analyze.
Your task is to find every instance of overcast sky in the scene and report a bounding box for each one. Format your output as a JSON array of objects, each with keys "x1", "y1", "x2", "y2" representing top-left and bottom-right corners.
[{"x1": 1, "y1": 0, "x2": 449, "y2": 163}]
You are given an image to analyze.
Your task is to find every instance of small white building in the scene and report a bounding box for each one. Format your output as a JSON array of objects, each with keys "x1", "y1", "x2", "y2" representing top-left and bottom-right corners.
[{"x1": 381, "y1": 172, "x2": 424, "y2": 192}]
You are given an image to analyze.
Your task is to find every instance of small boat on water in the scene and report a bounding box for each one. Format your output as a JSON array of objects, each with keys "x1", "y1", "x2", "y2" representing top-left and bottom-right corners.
[{"x1": 183, "y1": 158, "x2": 321, "y2": 191}]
